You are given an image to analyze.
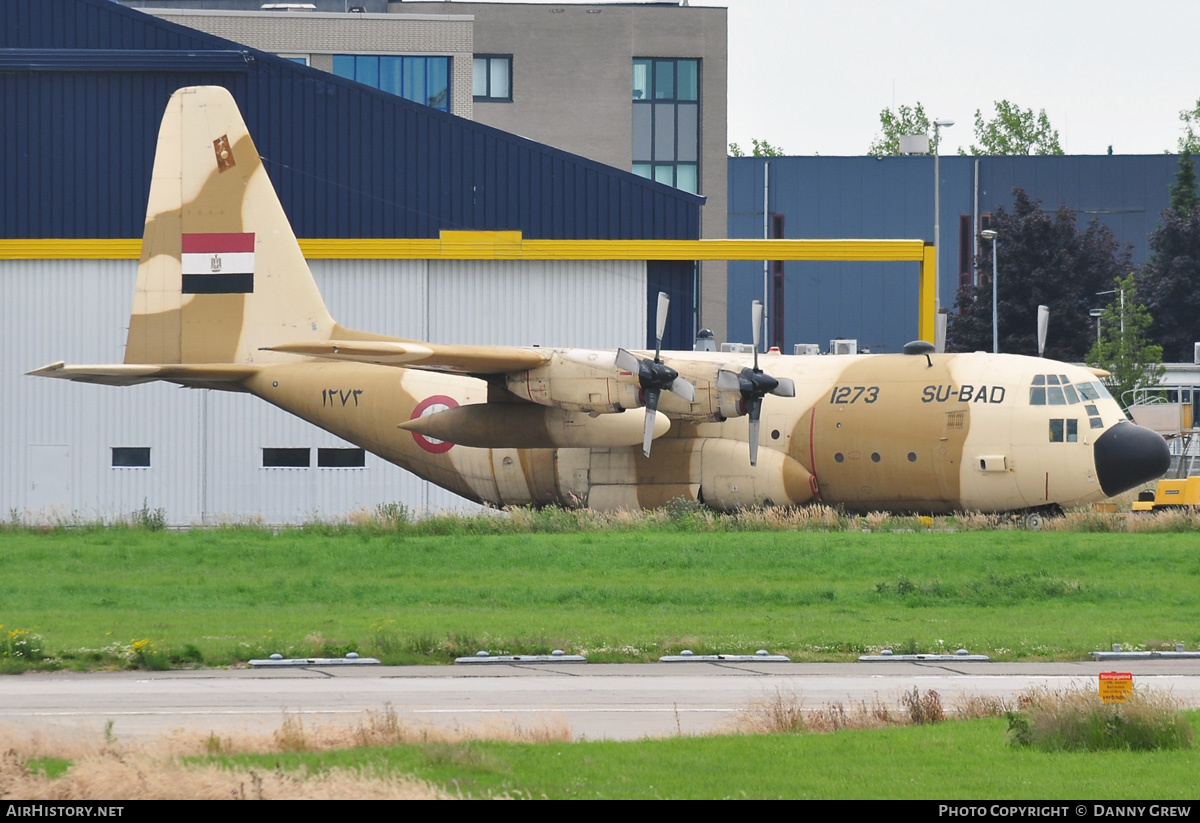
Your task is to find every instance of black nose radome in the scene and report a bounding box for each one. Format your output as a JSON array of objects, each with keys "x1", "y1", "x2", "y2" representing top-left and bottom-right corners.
[{"x1": 1093, "y1": 421, "x2": 1172, "y2": 497}]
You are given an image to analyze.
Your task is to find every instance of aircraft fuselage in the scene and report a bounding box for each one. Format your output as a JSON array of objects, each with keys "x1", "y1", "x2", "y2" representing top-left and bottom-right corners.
[{"x1": 244, "y1": 349, "x2": 1156, "y2": 514}]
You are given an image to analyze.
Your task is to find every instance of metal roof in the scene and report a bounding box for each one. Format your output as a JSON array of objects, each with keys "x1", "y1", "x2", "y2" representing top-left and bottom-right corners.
[{"x1": 1, "y1": 0, "x2": 702, "y2": 242}]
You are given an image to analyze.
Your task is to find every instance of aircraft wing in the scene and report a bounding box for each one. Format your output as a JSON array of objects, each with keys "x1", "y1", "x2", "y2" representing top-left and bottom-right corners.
[
  {"x1": 261, "y1": 340, "x2": 550, "y2": 373},
  {"x1": 27, "y1": 361, "x2": 257, "y2": 390}
]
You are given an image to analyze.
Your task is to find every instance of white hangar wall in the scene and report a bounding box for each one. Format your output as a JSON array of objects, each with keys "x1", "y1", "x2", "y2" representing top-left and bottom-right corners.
[{"x1": 3, "y1": 258, "x2": 646, "y2": 524}]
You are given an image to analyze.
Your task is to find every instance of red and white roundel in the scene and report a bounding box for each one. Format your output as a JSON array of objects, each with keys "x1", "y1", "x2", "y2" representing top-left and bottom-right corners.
[{"x1": 409, "y1": 395, "x2": 459, "y2": 454}]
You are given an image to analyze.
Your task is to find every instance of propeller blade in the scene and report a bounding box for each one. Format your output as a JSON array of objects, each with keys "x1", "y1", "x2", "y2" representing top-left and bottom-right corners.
[
  {"x1": 670, "y1": 376, "x2": 695, "y2": 402},
  {"x1": 751, "y1": 299, "x2": 764, "y2": 371},
  {"x1": 747, "y1": 395, "x2": 763, "y2": 467},
  {"x1": 641, "y1": 387, "x2": 662, "y2": 457},
  {"x1": 614, "y1": 348, "x2": 640, "y2": 374},
  {"x1": 655, "y1": 292, "x2": 670, "y2": 357},
  {"x1": 771, "y1": 377, "x2": 796, "y2": 398}
]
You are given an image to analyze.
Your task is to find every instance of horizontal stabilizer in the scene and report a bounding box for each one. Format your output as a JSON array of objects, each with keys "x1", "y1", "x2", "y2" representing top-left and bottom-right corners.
[
  {"x1": 28, "y1": 361, "x2": 257, "y2": 389},
  {"x1": 263, "y1": 340, "x2": 550, "y2": 373}
]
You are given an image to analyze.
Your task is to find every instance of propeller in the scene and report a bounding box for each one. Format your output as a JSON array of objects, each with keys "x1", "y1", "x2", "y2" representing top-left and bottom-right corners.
[
  {"x1": 716, "y1": 300, "x2": 796, "y2": 466},
  {"x1": 614, "y1": 292, "x2": 695, "y2": 457}
]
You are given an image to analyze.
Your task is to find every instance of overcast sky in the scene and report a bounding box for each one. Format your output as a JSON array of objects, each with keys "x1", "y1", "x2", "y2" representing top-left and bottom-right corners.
[{"x1": 706, "y1": 0, "x2": 1199, "y2": 157}]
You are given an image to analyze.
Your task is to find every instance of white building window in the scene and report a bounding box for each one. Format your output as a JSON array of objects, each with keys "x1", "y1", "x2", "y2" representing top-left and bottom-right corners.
[{"x1": 473, "y1": 55, "x2": 512, "y2": 102}]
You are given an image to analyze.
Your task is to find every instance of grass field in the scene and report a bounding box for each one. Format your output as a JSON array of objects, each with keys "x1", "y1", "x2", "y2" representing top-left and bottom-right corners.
[
  {"x1": 211, "y1": 714, "x2": 1200, "y2": 799},
  {"x1": 4, "y1": 511, "x2": 1199, "y2": 800},
  {"x1": 2, "y1": 517, "x2": 1198, "y2": 668},
  {"x1": 6, "y1": 708, "x2": 1199, "y2": 799}
]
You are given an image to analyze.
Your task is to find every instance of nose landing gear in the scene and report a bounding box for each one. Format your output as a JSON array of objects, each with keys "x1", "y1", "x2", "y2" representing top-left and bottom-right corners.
[{"x1": 1015, "y1": 504, "x2": 1065, "y2": 531}]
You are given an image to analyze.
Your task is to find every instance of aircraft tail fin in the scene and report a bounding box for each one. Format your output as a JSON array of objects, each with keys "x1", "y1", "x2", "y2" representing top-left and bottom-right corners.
[{"x1": 124, "y1": 86, "x2": 334, "y2": 366}]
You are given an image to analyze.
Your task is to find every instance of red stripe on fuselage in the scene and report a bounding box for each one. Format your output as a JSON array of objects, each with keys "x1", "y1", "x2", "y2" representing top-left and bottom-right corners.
[{"x1": 809, "y1": 406, "x2": 823, "y2": 502}]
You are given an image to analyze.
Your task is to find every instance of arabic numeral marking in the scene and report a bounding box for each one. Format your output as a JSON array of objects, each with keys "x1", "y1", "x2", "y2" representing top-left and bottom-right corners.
[{"x1": 830, "y1": 385, "x2": 879, "y2": 404}]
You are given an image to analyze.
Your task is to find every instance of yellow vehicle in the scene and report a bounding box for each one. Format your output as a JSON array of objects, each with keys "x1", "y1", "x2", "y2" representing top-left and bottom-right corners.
[{"x1": 1132, "y1": 477, "x2": 1200, "y2": 511}]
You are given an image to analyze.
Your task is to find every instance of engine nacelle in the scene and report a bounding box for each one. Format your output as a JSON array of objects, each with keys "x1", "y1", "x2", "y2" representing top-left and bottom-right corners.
[
  {"x1": 656, "y1": 361, "x2": 747, "y2": 423},
  {"x1": 507, "y1": 351, "x2": 642, "y2": 413},
  {"x1": 506, "y1": 351, "x2": 751, "y2": 422}
]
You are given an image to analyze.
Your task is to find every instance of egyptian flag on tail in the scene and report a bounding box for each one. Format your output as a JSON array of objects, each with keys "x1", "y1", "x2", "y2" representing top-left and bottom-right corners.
[{"x1": 181, "y1": 233, "x2": 255, "y2": 294}]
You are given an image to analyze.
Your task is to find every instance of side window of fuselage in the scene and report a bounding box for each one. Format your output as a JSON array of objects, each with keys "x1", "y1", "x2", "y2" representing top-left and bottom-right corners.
[{"x1": 1048, "y1": 418, "x2": 1079, "y2": 443}]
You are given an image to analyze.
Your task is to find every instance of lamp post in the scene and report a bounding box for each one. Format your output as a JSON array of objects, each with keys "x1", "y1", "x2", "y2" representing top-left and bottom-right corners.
[
  {"x1": 932, "y1": 118, "x2": 955, "y2": 337},
  {"x1": 1097, "y1": 286, "x2": 1127, "y2": 361},
  {"x1": 981, "y1": 228, "x2": 998, "y2": 354},
  {"x1": 1089, "y1": 308, "x2": 1103, "y2": 348},
  {"x1": 1097, "y1": 287, "x2": 1126, "y2": 335}
]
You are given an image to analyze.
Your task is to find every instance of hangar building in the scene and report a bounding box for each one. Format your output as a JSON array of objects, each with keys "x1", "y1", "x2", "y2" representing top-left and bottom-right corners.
[
  {"x1": 727, "y1": 154, "x2": 1181, "y2": 355},
  {"x1": 1, "y1": 0, "x2": 705, "y2": 523}
]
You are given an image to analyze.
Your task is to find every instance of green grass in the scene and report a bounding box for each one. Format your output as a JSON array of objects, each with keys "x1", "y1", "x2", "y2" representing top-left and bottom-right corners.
[
  {"x1": 2, "y1": 527, "x2": 1198, "y2": 667},
  {"x1": 207, "y1": 713, "x2": 1200, "y2": 799}
]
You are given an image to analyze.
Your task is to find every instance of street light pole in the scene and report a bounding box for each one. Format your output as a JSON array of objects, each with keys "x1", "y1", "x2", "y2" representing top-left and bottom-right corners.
[
  {"x1": 981, "y1": 229, "x2": 998, "y2": 354},
  {"x1": 932, "y1": 118, "x2": 954, "y2": 349},
  {"x1": 1097, "y1": 286, "x2": 1127, "y2": 348}
]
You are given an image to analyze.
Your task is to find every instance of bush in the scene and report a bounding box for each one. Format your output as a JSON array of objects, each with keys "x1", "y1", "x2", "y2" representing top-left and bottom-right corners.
[{"x1": 1007, "y1": 687, "x2": 1194, "y2": 752}]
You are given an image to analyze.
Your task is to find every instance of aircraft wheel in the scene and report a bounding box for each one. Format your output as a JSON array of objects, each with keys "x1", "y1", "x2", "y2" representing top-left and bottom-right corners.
[{"x1": 1023, "y1": 511, "x2": 1043, "y2": 531}]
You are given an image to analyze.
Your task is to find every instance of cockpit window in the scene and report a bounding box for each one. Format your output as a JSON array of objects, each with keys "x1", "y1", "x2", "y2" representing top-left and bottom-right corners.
[{"x1": 1030, "y1": 375, "x2": 1093, "y2": 406}]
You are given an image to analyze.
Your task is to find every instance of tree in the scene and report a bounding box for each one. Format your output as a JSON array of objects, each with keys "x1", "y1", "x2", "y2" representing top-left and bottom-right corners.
[
  {"x1": 963, "y1": 101, "x2": 1063, "y2": 156},
  {"x1": 867, "y1": 102, "x2": 938, "y2": 156},
  {"x1": 729, "y1": 138, "x2": 785, "y2": 157},
  {"x1": 1177, "y1": 98, "x2": 1200, "y2": 154},
  {"x1": 1140, "y1": 205, "x2": 1200, "y2": 362},
  {"x1": 1086, "y1": 272, "x2": 1164, "y2": 407},
  {"x1": 1169, "y1": 149, "x2": 1199, "y2": 217},
  {"x1": 947, "y1": 189, "x2": 1132, "y2": 360}
]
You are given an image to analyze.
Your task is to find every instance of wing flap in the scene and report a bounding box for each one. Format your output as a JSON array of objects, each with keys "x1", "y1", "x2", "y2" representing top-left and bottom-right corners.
[{"x1": 262, "y1": 340, "x2": 550, "y2": 373}]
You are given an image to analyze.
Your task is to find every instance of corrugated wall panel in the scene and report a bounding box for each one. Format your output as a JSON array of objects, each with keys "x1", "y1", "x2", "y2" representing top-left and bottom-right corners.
[
  {"x1": 4, "y1": 258, "x2": 647, "y2": 524},
  {"x1": 425, "y1": 260, "x2": 646, "y2": 349},
  {"x1": 1, "y1": 260, "x2": 204, "y2": 522}
]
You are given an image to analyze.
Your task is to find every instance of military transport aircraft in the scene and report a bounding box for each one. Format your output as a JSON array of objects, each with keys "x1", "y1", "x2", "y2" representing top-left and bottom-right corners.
[{"x1": 30, "y1": 87, "x2": 1171, "y2": 516}]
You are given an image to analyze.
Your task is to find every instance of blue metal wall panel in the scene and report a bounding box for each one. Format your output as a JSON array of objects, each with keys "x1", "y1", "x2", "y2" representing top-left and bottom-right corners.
[
  {"x1": 976, "y1": 154, "x2": 1175, "y2": 265},
  {"x1": 2, "y1": 0, "x2": 701, "y2": 242},
  {"x1": 728, "y1": 154, "x2": 1180, "y2": 355},
  {"x1": 646, "y1": 260, "x2": 695, "y2": 351}
]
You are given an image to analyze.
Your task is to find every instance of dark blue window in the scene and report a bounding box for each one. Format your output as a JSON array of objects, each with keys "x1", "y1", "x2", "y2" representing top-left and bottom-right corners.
[{"x1": 333, "y1": 55, "x2": 451, "y2": 112}]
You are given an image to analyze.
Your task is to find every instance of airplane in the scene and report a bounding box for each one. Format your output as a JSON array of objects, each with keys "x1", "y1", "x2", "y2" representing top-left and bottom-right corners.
[{"x1": 29, "y1": 86, "x2": 1172, "y2": 519}]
